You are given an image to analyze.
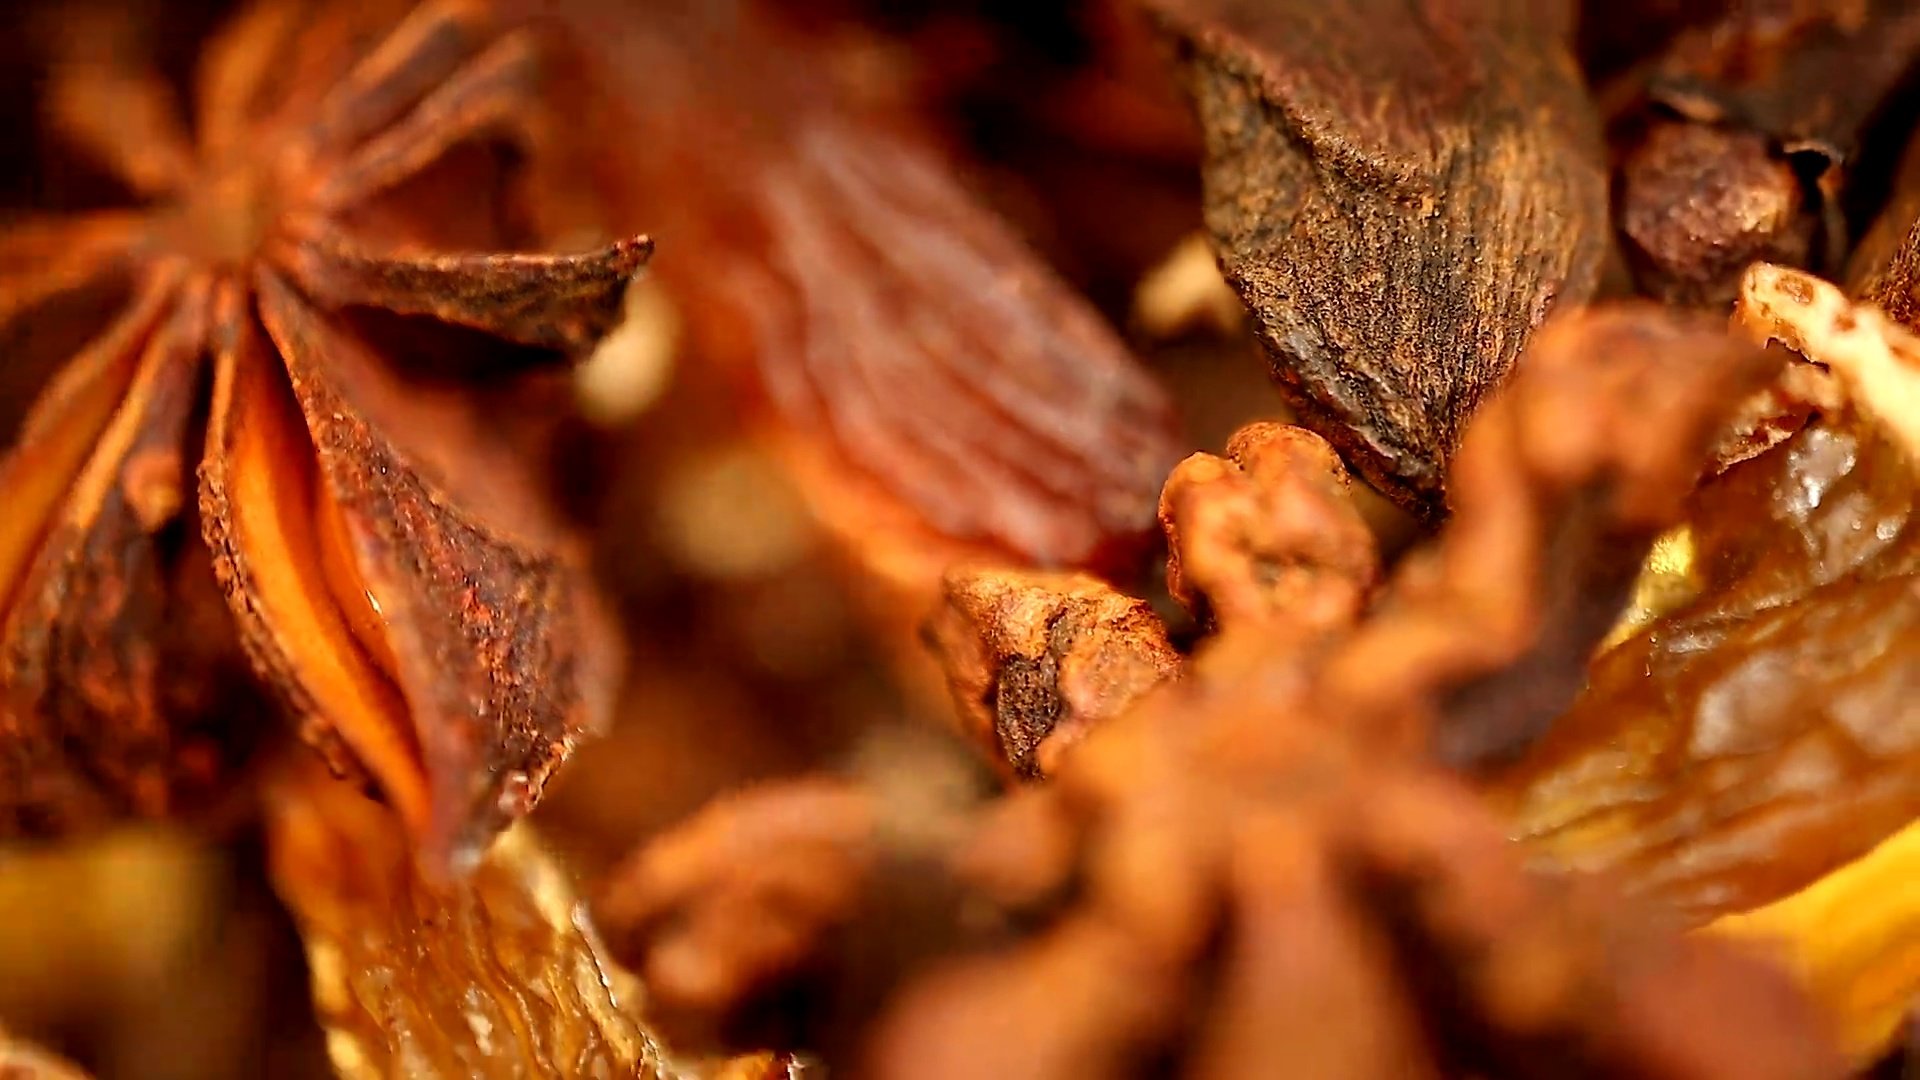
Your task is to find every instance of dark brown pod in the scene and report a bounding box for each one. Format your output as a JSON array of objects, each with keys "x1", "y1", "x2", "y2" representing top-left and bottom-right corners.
[{"x1": 1147, "y1": 0, "x2": 1609, "y2": 520}]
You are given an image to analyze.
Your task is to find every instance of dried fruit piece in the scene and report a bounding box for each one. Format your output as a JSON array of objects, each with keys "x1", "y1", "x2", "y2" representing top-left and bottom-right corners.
[
  {"x1": 1492, "y1": 386, "x2": 1919, "y2": 927},
  {"x1": 927, "y1": 569, "x2": 1180, "y2": 779},
  {"x1": 1148, "y1": 0, "x2": 1609, "y2": 519},
  {"x1": 0, "y1": 0, "x2": 643, "y2": 861},
  {"x1": 264, "y1": 758, "x2": 667, "y2": 1080}
]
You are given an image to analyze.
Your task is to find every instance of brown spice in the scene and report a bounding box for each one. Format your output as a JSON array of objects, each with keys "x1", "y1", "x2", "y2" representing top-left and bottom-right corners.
[
  {"x1": 1147, "y1": 0, "x2": 1610, "y2": 520},
  {"x1": 1159, "y1": 421, "x2": 1378, "y2": 638},
  {"x1": 1616, "y1": 0, "x2": 1920, "y2": 300},
  {"x1": 0, "y1": 0, "x2": 643, "y2": 866},
  {"x1": 1618, "y1": 121, "x2": 1815, "y2": 306},
  {"x1": 592, "y1": 302, "x2": 1842, "y2": 1076},
  {"x1": 926, "y1": 569, "x2": 1181, "y2": 780}
]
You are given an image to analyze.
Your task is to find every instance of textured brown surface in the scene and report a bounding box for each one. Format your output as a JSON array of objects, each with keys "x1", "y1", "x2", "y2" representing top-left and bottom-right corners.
[
  {"x1": 1322, "y1": 307, "x2": 1780, "y2": 767},
  {"x1": 1150, "y1": 0, "x2": 1608, "y2": 519},
  {"x1": 1619, "y1": 121, "x2": 1814, "y2": 306},
  {"x1": 1619, "y1": 0, "x2": 1920, "y2": 299},
  {"x1": 0, "y1": 0, "x2": 641, "y2": 863},
  {"x1": 927, "y1": 569, "x2": 1181, "y2": 779},
  {"x1": 1159, "y1": 421, "x2": 1378, "y2": 636}
]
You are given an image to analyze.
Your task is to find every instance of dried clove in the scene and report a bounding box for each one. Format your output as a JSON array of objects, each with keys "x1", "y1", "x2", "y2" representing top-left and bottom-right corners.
[{"x1": 1158, "y1": 421, "x2": 1378, "y2": 637}]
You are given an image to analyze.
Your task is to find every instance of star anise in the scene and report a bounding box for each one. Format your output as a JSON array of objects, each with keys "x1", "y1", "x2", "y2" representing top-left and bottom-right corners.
[
  {"x1": 0, "y1": 0, "x2": 646, "y2": 866},
  {"x1": 590, "y1": 303, "x2": 1857, "y2": 1076}
]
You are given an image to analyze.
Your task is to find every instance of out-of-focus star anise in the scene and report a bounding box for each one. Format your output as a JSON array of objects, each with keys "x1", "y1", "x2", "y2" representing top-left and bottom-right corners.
[
  {"x1": 0, "y1": 0, "x2": 646, "y2": 866},
  {"x1": 0, "y1": 1028, "x2": 91, "y2": 1080},
  {"x1": 591, "y1": 304, "x2": 1862, "y2": 1076}
]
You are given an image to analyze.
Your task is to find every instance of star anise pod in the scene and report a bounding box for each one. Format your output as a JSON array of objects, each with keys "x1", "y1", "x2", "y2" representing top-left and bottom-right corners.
[
  {"x1": 1145, "y1": 0, "x2": 1610, "y2": 520},
  {"x1": 591, "y1": 303, "x2": 1859, "y2": 1076},
  {"x1": 0, "y1": 0, "x2": 645, "y2": 866}
]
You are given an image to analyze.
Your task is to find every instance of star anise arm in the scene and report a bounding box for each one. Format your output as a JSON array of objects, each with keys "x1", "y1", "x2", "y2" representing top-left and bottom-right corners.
[
  {"x1": 42, "y1": 10, "x2": 196, "y2": 199},
  {"x1": 198, "y1": 280, "x2": 433, "y2": 842},
  {"x1": 0, "y1": 266, "x2": 181, "y2": 616},
  {"x1": 0, "y1": 212, "x2": 149, "y2": 328},
  {"x1": 192, "y1": 0, "x2": 306, "y2": 164},
  {"x1": 299, "y1": 0, "x2": 497, "y2": 164},
  {"x1": 309, "y1": 27, "x2": 542, "y2": 211},
  {"x1": 1177, "y1": 808, "x2": 1442, "y2": 1080},
  {"x1": 1349, "y1": 776, "x2": 1847, "y2": 1080},
  {"x1": 1318, "y1": 307, "x2": 1780, "y2": 766},
  {"x1": 594, "y1": 780, "x2": 881, "y2": 1051},
  {"x1": 229, "y1": 269, "x2": 618, "y2": 868},
  {"x1": 271, "y1": 226, "x2": 651, "y2": 351},
  {"x1": 3, "y1": 273, "x2": 214, "y2": 833}
]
